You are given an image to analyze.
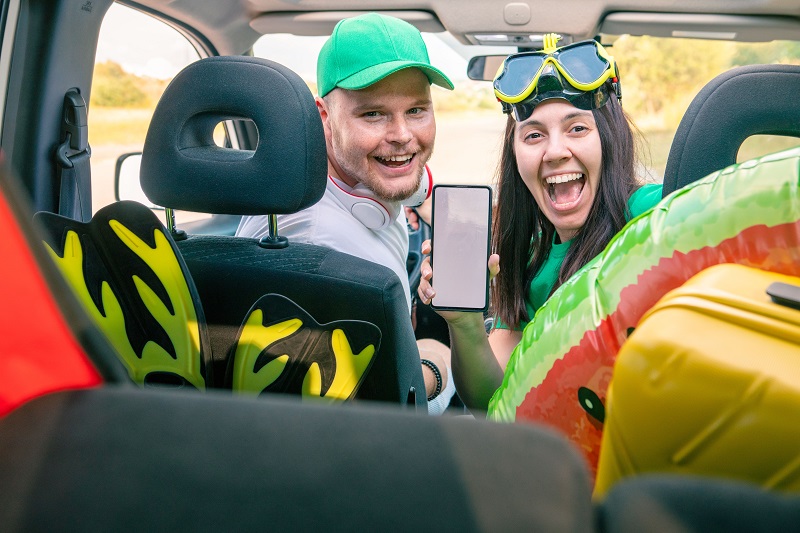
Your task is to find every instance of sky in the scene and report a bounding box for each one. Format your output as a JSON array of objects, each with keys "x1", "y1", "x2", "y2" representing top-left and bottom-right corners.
[
  {"x1": 95, "y1": 3, "x2": 508, "y2": 82},
  {"x1": 95, "y1": 4, "x2": 199, "y2": 79}
]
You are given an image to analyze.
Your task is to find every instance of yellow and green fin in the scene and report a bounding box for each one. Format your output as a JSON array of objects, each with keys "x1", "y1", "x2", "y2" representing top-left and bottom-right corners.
[
  {"x1": 34, "y1": 201, "x2": 212, "y2": 390},
  {"x1": 229, "y1": 293, "x2": 380, "y2": 401}
]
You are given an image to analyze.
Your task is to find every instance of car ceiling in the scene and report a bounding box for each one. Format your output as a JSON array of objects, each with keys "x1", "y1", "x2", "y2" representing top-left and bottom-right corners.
[{"x1": 125, "y1": 0, "x2": 800, "y2": 56}]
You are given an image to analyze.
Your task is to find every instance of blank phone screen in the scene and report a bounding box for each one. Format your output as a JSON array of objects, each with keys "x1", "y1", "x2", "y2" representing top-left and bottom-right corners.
[{"x1": 430, "y1": 185, "x2": 492, "y2": 311}]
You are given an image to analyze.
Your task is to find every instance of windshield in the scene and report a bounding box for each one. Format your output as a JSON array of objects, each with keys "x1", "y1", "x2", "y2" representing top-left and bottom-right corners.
[{"x1": 253, "y1": 32, "x2": 800, "y2": 187}]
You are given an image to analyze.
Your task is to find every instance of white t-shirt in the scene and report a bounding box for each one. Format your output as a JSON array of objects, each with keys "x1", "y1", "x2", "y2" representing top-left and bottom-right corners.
[{"x1": 236, "y1": 180, "x2": 412, "y2": 312}]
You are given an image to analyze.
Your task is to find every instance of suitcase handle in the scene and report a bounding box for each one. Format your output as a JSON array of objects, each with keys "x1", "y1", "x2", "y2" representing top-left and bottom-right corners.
[{"x1": 767, "y1": 282, "x2": 800, "y2": 311}]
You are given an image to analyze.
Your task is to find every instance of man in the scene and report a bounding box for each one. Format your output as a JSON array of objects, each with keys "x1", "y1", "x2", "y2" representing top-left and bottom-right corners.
[{"x1": 237, "y1": 13, "x2": 455, "y2": 413}]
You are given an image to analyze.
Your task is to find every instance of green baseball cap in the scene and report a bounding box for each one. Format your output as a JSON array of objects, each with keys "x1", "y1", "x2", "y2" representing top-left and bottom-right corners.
[{"x1": 317, "y1": 13, "x2": 454, "y2": 97}]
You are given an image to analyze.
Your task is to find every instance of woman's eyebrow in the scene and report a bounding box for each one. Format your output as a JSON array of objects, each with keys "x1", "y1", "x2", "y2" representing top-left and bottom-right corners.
[
  {"x1": 518, "y1": 118, "x2": 544, "y2": 128},
  {"x1": 519, "y1": 110, "x2": 593, "y2": 129},
  {"x1": 562, "y1": 110, "x2": 593, "y2": 123}
]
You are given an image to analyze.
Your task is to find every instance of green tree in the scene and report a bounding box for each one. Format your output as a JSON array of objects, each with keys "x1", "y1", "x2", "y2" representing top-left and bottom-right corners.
[
  {"x1": 91, "y1": 61, "x2": 148, "y2": 107},
  {"x1": 731, "y1": 41, "x2": 800, "y2": 66},
  {"x1": 611, "y1": 36, "x2": 733, "y2": 127}
]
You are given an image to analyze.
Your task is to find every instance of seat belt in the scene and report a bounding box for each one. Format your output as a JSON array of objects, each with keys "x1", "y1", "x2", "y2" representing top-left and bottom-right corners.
[{"x1": 55, "y1": 89, "x2": 92, "y2": 221}]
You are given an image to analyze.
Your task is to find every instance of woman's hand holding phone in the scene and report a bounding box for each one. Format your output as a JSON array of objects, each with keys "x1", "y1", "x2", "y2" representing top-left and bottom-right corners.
[
  {"x1": 424, "y1": 185, "x2": 494, "y2": 312},
  {"x1": 417, "y1": 238, "x2": 500, "y2": 323}
]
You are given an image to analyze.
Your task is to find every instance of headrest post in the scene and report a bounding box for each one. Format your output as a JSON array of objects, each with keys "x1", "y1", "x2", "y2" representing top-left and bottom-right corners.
[
  {"x1": 258, "y1": 213, "x2": 289, "y2": 249},
  {"x1": 164, "y1": 207, "x2": 187, "y2": 241},
  {"x1": 268, "y1": 213, "x2": 280, "y2": 241}
]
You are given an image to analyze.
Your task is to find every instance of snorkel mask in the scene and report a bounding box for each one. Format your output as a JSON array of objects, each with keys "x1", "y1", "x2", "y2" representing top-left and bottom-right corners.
[{"x1": 493, "y1": 33, "x2": 621, "y2": 121}]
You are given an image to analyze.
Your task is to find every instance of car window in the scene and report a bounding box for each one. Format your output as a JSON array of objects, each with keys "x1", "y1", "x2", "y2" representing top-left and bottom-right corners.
[
  {"x1": 91, "y1": 2, "x2": 202, "y2": 222},
  {"x1": 738, "y1": 134, "x2": 800, "y2": 163},
  {"x1": 609, "y1": 35, "x2": 800, "y2": 178}
]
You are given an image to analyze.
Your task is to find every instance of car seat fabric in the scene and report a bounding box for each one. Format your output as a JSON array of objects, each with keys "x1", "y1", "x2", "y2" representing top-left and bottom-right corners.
[
  {"x1": 0, "y1": 387, "x2": 594, "y2": 532},
  {"x1": 140, "y1": 56, "x2": 426, "y2": 404},
  {"x1": 596, "y1": 475, "x2": 800, "y2": 533},
  {"x1": 662, "y1": 64, "x2": 800, "y2": 197},
  {"x1": 33, "y1": 201, "x2": 213, "y2": 390}
]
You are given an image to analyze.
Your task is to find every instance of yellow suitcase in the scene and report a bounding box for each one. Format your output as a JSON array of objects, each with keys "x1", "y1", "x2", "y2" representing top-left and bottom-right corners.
[{"x1": 595, "y1": 264, "x2": 800, "y2": 498}]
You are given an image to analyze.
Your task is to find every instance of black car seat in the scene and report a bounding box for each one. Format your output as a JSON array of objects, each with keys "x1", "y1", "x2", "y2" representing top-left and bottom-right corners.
[
  {"x1": 662, "y1": 64, "x2": 800, "y2": 197},
  {"x1": 139, "y1": 56, "x2": 426, "y2": 406},
  {"x1": 34, "y1": 167, "x2": 387, "y2": 400},
  {"x1": 0, "y1": 387, "x2": 594, "y2": 531},
  {"x1": 596, "y1": 475, "x2": 800, "y2": 533}
]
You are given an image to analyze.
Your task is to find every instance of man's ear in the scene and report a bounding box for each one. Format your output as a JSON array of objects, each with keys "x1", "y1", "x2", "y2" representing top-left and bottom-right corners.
[
  {"x1": 316, "y1": 96, "x2": 329, "y2": 122},
  {"x1": 315, "y1": 95, "x2": 325, "y2": 112},
  {"x1": 316, "y1": 96, "x2": 332, "y2": 138}
]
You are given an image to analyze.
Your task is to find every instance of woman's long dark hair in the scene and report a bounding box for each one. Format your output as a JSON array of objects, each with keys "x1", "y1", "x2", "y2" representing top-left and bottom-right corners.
[{"x1": 491, "y1": 87, "x2": 641, "y2": 330}]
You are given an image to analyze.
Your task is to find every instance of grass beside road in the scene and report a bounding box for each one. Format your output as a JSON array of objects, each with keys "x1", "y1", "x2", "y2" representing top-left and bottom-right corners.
[
  {"x1": 89, "y1": 107, "x2": 154, "y2": 146},
  {"x1": 89, "y1": 106, "x2": 800, "y2": 190}
]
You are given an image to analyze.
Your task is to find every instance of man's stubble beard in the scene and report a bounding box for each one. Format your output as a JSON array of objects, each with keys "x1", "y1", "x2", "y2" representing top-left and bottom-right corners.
[{"x1": 330, "y1": 123, "x2": 429, "y2": 203}]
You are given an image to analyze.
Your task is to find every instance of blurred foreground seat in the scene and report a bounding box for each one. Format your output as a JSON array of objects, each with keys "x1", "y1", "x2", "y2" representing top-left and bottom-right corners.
[{"x1": 0, "y1": 388, "x2": 593, "y2": 532}]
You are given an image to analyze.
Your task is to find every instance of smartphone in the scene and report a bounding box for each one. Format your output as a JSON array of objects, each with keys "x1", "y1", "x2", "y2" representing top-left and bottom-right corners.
[{"x1": 430, "y1": 184, "x2": 493, "y2": 312}]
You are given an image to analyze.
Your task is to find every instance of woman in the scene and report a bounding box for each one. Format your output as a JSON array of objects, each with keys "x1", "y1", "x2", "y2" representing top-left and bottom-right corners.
[{"x1": 418, "y1": 34, "x2": 662, "y2": 411}]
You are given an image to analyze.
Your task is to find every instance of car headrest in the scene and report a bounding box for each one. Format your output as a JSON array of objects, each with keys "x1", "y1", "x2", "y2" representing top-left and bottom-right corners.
[
  {"x1": 662, "y1": 64, "x2": 800, "y2": 197},
  {"x1": 140, "y1": 56, "x2": 327, "y2": 215}
]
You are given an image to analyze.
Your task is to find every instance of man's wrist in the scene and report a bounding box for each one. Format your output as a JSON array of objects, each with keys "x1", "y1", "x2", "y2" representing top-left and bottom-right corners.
[{"x1": 420, "y1": 358, "x2": 442, "y2": 400}]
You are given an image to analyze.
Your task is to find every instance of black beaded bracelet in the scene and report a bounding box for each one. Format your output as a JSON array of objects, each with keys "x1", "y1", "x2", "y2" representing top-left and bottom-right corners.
[{"x1": 420, "y1": 359, "x2": 442, "y2": 401}]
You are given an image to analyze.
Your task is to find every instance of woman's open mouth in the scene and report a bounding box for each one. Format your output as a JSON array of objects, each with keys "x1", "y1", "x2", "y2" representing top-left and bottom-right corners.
[{"x1": 546, "y1": 172, "x2": 586, "y2": 208}]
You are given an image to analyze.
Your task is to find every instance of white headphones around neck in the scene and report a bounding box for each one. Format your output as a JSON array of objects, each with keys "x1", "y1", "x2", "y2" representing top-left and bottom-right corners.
[{"x1": 327, "y1": 165, "x2": 433, "y2": 230}]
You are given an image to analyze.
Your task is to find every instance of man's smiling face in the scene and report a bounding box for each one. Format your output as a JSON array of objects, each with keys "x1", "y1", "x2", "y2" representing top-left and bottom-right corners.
[{"x1": 319, "y1": 68, "x2": 435, "y2": 202}]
